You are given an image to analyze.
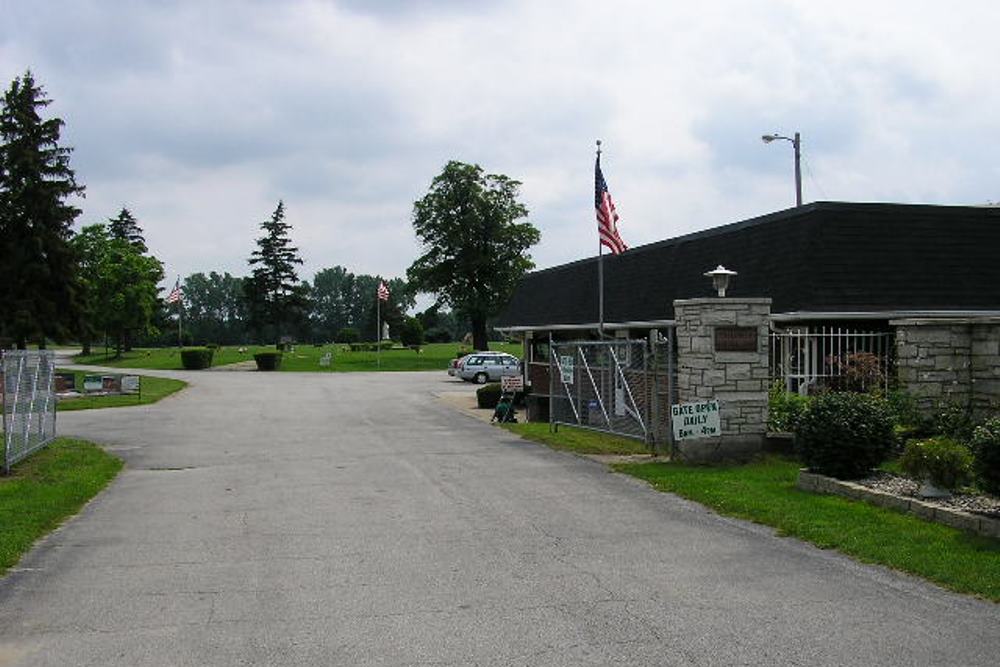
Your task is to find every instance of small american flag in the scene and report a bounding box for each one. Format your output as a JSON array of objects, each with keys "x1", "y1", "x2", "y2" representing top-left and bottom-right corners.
[
  {"x1": 595, "y1": 155, "x2": 627, "y2": 255},
  {"x1": 166, "y1": 280, "x2": 183, "y2": 304},
  {"x1": 377, "y1": 281, "x2": 389, "y2": 301}
]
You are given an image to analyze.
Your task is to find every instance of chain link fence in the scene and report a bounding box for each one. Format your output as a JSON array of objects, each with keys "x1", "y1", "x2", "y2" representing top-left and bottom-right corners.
[
  {"x1": 2, "y1": 350, "x2": 57, "y2": 474},
  {"x1": 549, "y1": 337, "x2": 674, "y2": 452}
]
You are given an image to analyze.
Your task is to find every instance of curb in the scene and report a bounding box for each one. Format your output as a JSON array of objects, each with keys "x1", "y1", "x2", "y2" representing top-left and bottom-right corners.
[{"x1": 797, "y1": 470, "x2": 1000, "y2": 539}]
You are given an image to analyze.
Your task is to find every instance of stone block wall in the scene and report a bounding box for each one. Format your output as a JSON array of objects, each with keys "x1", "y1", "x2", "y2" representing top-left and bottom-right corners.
[
  {"x1": 673, "y1": 298, "x2": 771, "y2": 460},
  {"x1": 893, "y1": 317, "x2": 1000, "y2": 418}
]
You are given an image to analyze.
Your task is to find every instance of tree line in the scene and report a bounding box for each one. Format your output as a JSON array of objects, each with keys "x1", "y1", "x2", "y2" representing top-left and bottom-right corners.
[{"x1": 0, "y1": 71, "x2": 540, "y2": 354}]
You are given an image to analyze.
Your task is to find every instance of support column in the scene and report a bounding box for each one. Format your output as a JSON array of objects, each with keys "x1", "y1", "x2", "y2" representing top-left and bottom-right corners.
[{"x1": 673, "y1": 297, "x2": 771, "y2": 462}]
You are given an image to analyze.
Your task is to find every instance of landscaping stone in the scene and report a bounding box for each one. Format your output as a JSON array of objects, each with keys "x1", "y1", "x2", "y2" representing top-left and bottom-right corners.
[{"x1": 796, "y1": 469, "x2": 1000, "y2": 538}]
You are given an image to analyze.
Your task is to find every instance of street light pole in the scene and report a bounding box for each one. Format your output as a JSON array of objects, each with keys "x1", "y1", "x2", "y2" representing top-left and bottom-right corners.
[
  {"x1": 792, "y1": 132, "x2": 802, "y2": 207},
  {"x1": 762, "y1": 131, "x2": 803, "y2": 207}
]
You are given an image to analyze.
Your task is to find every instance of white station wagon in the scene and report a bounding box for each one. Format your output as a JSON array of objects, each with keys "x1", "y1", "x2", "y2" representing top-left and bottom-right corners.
[{"x1": 457, "y1": 353, "x2": 521, "y2": 384}]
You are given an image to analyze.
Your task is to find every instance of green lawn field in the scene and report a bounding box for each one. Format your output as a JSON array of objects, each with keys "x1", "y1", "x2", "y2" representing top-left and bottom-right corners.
[{"x1": 73, "y1": 342, "x2": 522, "y2": 372}]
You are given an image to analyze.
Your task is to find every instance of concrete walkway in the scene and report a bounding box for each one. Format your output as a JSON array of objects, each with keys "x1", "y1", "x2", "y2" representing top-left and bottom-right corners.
[{"x1": 0, "y1": 370, "x2": 997, "y2": 665}]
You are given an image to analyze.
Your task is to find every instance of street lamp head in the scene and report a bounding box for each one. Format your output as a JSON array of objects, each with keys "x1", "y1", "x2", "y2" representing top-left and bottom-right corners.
[{"x1": 761, "y1": 134, "x2": 776, "y2": 144}]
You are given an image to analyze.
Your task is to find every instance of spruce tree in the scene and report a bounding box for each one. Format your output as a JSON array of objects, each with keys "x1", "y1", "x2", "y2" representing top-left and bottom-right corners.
[
  {"x1": 108, "y1": 206, "x2": 147, "y2": 252},
  {"x1": 0, "y1": 70, "x2": 84, "y2": 348},
  {"x1": 245, "y1": 201, "x2": 307, "y2": 342}
]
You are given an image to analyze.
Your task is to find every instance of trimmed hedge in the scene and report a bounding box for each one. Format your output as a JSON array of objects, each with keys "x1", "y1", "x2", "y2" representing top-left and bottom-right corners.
[
  {"x1": 180, "y1": 347, "x2": 214, "y2": 370},
  {"x1": 477, "y1": 383, "x2": 502, "y2": 409},
  {"x1": 254, "y1": 351, "x2": 283, "y2": 371},
  {"x1": 795, "y1": 391, "x2": 894, "y2": 479}
]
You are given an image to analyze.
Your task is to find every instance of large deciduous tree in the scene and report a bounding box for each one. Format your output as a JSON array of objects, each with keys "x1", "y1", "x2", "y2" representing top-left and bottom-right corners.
[
  {"x1": 181, "y1": 272, "x2": 247, "y2": 344},
  {"x1": 244, "y1": 200, "x2": 308, "y2": 342},
  {"x1": 72, "y1": 223, "x2": 164, "y2": 357},
  {"x1": 0, "y1": 70, "x2": 84, "y2": 348},
  {"x1": 407, "y1": 161, "x2": 539, "y2": 351}
]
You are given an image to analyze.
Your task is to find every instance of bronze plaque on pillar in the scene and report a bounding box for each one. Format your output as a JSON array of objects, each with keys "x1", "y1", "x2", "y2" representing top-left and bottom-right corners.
[{"x1": 714, "y1": 326, "x2": 757, "y2": 352}]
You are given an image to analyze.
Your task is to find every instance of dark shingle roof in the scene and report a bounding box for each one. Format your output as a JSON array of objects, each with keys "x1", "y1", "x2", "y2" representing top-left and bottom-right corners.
[{"x1": 496, "y1": 202, "x2": 1000, "y2": 328}]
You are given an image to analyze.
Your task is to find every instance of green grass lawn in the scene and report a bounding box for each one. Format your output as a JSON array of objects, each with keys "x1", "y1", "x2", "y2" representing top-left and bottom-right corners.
[
  {"x1": 0, "y1": 438, "x2": 122, "y2": 576},
  {"x1": 56, "y1": 369, "x2": 187, "y2": 411},
  {"x1": 73, "y1": 342, "x2": 521, "y2": 372},
  {"x1": 501, "y1": 422, "x2": 651, "y2": 455},
  {"x1": 616, "y1": 456, "x2": 1000, "y2": 601}
]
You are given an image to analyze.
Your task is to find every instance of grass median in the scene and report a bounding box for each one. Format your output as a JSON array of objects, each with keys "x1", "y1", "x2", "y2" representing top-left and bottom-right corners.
[
  {"x1": 616, "y1": 456, "x2": 1000, "y2": 601},
  {"x1": 56, "y1": 370, "x2": 187, "y2": 411},
  {"x1": 0, "y1": 438, "x2": 122, "y2": 576}
]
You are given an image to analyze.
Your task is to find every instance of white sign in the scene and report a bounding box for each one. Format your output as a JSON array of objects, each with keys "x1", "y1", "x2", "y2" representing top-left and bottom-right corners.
[
  {"x1": 121, "y1": 375, "x2": 140, "y2": 394},
  {"x1": 559, "y1": 355, "x2": 575, "y2": 384},
  {"x1": 83, "y1": 375, "x2": 103, "y2": 392},
  {"x1": 501, "y1": 375, "x2": 524, "y2": 393},
  {"x1": 671, "y1": 400, "x2": 721, "y2": 440}
]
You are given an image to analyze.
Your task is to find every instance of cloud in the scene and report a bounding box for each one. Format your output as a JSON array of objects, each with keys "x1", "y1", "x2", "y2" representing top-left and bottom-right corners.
[{"x1": 2, "y1": 0, "x2": 999, "y2": 298}]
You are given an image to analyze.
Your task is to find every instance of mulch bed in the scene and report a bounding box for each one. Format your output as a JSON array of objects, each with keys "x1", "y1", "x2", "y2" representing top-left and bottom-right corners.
[{"x1": 857, "y1": 471, "x2": 1000, "y2": 519}]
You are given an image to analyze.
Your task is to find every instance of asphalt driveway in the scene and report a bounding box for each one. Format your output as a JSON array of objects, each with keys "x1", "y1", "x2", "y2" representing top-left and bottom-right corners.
[{"x1": 0, "y1": 370, "x2": 997, "y2": 665}]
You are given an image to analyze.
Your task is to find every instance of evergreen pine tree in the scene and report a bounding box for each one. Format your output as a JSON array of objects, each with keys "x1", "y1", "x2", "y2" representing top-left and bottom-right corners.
[
  {"x1": 0, "y1": 70, "x2": 85, "y2": 348},
  {"x1": 108, "y1": 206, "x2": 147, "y2": 252},
  {"x1": 245, "y1": 201, "x2": 307, "y2": 342}
]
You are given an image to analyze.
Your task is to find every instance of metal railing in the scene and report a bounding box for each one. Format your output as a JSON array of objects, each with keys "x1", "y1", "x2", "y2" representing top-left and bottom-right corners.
[
  {"x1": 770, "y1": 326, "x2": 894, "y2": 395},
  {"x1": 2, "y1": 350, "x2": 57, "y2": 473}
]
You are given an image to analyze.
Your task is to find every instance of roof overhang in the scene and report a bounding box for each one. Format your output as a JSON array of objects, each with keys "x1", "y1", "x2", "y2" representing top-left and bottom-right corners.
[{"x1": 495, "y1": 319, "x2": 677, "y2": 334}]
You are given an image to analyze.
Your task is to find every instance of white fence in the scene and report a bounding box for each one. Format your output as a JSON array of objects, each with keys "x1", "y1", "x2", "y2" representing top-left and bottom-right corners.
[
  {"x1": 2, "y1": 351, "x2": 57, "y2": 474},
  {"x1": 770, "y1": 326, "x2": 894, "y2": 395}
]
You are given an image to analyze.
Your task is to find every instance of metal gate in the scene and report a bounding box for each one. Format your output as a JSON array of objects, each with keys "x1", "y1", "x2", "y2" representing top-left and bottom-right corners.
[
  {"x1": 2, "y1": 350, "x2": 57, "y2": 473},
  {"x1": 549, "y1": 333, "x2": 674, "y2": 453}
]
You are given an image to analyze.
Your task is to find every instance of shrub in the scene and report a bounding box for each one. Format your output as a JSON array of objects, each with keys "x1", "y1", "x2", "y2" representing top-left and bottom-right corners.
[
  {"x1": 254, "y1": 351, "x2": 283, "y2": 371},
  {"x1": 900, "y1": 437, "x2": 973, "y2": 491},
  {"x1": 180, "y1": 347, "x2": 214, "y2": 370},
  {"x1": 795, "y1": 391, "x2": 894, "y2": 479},
  {"x1": 399, "y1": 316, "x2": 424, "y2": 348},
  {"x1": 767, "y1": 382, "x2": 810, "y2": 432},
  {"x1": 971, "y1": 417, "x2": 1000, "y2": 494},
  {"x1": 930, "y1": 402, "x2": 976, "y2": 441},
  {"x1": 205, "y1": 342, "x2": 219, "y2": 350},
  {"x1": 826, "y1": 352, "x2": 885, "y2": 393},
  {"x1": 477, "y1": 383, "x2": 502, "y2": 409},
  {"x1": 336, "y1": 327, "x2": 360, "y2": 344},
  {"x1": 425, "y1": 327, "x2": 451, "y2": 343}
]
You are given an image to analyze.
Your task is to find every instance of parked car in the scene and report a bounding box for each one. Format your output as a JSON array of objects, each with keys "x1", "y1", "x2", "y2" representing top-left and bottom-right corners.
[
  {"x1": 458, "y1": 353, "x2": 521, "y2": 384},
  {"x1": 448, "y1": 351, "x2": 509, "y2": 377}
]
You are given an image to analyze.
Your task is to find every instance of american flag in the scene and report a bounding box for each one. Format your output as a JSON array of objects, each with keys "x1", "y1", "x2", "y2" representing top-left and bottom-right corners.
[
  {"x1": 377, "y1": 281, "x2": 390, "y2": 301},
  {"x1": 166, "y1": 280, "x2": 183, "y2": 304},
  {"x1": 595, "y1": 155, "x2": 627, "y2": 255}
]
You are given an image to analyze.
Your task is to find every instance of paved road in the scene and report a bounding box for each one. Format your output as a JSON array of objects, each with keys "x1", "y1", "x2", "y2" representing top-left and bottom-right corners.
[{"x1": 0, "y1": 370, "x2": 997, "y2": 666}]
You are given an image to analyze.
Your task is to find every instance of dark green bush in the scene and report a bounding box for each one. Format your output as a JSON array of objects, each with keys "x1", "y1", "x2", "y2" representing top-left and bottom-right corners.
[
  {"x1": 900, "y1": 437, "x2": 973, "y2": 490},
  {"x1": 971, "y1": 417, "x2": 1000, "y2": 494},
  {"x1": 477, "y1": 383, "x2": 502, "y2": 409},
  {"x1": 795, "y1": 391, "x2": 894, "y2": 479},
  {"x1": 336, "y1": 327, "x2": 360, "y2": 344},
  {"x1": 254, "y1": 351, "x2": 283, "y2": 371},
  {"x1": 205, "y1": 342, "x2": 219, "y2": 350},
  {"x1": 180, "y1": 347, "x2": 214, "y2": 370},
  {"x1": 399, "y1": 316, "x2": 424, "y2": 348},
  {"x1": 930, "y1": 402, "x2": 976, "y2": 441},
  {"x1": 767, "y1": 382, "x2": 810, "y2": 432},
  {"x1": 425, "y1": 327, "x2": 451, "y2": 343}
]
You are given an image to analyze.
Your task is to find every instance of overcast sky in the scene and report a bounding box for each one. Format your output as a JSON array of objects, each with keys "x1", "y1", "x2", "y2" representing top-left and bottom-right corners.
[{"x1": 3, "y1": 1, "x2": 999, "y2": 300}]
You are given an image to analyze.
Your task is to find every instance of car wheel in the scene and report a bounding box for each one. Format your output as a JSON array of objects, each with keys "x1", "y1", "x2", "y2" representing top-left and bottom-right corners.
[{"x1": 474, "y1": 372, "x2": 488, "y2": 384}]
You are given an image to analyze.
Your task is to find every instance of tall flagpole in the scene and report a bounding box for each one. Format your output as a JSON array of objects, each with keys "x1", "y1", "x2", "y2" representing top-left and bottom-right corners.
[
  {"x1": 376, "y1": 292, "x2": 381, "y2": 369},
  {"x1": 597, "y1": 140, "x2": 605, "y2": 339},
  {"x1": 176, "y1": 276, "x2": 182, "y2": 348}
]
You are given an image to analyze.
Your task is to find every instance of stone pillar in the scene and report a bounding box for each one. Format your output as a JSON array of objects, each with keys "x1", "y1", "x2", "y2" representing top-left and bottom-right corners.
[{"x1": 673, "y1": 298, "x2": 771, "y2": 462}]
